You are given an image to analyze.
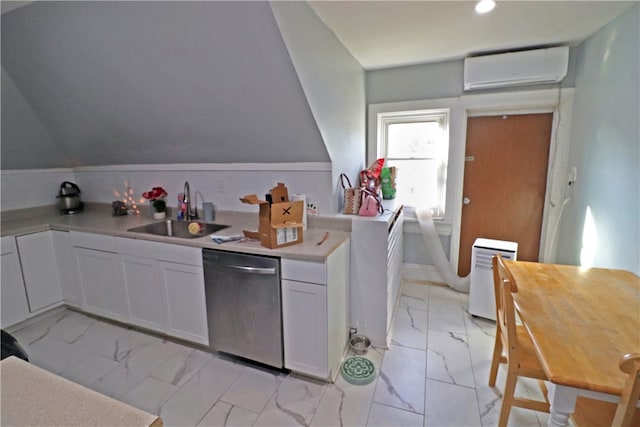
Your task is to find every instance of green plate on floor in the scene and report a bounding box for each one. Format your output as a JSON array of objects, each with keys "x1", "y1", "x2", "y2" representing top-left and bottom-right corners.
[{"x1": 341, "y1": 356, "x2": 376, "y2": 385}]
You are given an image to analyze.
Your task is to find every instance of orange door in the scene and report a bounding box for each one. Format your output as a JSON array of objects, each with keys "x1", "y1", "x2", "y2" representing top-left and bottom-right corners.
[{"x1": 458, "y1": 113, "x2": 553, "y2": 277}]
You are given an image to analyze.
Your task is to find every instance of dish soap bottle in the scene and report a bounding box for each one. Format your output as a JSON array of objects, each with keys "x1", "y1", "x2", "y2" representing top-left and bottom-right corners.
[{"x1": 177, "y1": 193, "x2": 185, "y2": 220}]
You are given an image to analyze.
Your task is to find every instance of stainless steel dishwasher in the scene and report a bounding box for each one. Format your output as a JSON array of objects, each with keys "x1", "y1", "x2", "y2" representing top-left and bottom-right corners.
[{"x1": 203, "y1": 249, "x2": 283, "y2": 368}]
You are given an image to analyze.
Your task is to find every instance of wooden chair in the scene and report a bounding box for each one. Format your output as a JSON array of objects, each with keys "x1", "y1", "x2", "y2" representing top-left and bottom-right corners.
[
  {"x1": 572, "y1": 353, "x2": 640, "y2": 427},
  {"x1": 488, "y1": 254, "x2": 550, "y2": 427}
]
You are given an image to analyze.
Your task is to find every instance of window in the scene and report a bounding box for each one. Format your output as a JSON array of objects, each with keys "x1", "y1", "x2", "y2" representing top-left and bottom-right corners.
[{"x1": 378, "y1": 109, "x2": 449, "y2": 218}]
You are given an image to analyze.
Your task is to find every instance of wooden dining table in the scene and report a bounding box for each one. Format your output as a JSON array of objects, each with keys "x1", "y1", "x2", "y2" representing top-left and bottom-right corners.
[{"x1": 505, "y1": 260, "x2": 640, "y2": 427}]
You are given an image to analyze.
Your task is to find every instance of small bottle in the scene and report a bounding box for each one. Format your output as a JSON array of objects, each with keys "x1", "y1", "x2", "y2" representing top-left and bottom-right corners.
[{"x1": 177, "y1": 193, "x2": 185, "y2": 220}]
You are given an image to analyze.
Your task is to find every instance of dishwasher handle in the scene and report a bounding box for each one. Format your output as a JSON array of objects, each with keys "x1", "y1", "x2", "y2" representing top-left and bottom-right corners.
[{"x1": 215, "y1": 264, "x2": 277, "y2": 275}]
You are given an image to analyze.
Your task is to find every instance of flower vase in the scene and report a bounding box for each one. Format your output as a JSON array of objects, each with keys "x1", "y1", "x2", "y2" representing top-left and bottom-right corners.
[{"x1": 150, "y1": 197, "x2": 167, "y2": 220}]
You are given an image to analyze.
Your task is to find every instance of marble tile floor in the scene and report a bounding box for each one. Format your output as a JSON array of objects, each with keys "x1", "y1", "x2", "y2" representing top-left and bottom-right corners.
[{"x1": 6, "y1": 282, "x2": 551, "y2": 427}]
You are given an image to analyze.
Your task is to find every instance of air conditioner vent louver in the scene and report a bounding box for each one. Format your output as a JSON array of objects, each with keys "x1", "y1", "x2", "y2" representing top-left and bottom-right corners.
[
  {"x1": 473, "y1": 249, "x2": 496, "y2": 271},
  {"x1": 464, "y1": 46, "x2": 569, "y2": 91}
]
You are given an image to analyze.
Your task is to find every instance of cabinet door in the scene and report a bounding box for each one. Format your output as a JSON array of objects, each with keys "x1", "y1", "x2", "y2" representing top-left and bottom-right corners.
[
  {"x1": 326, "y1": 240, "x2": 350, "y2": 380},
  {"x1": 74, "y1": 247, "x2": 129, "y2": 320},
  {"x1": 16, "y1": 232, "x2": 63, "y2": 312},
  {"x1": 282, "y1": 279, "x2": 328, "y2": 379},
  {"x1": 159, "y1": 261, "x2": 208, "y2": 345},
  {"x1": 1, "y1": 237, "x2": 29, "y2": 328},
  {"x1": 52, "y1": 230, "x2": 83, "y2": 307},
  {"x1": 121, "y1": 255, "x2": 166, "y2": 332}
]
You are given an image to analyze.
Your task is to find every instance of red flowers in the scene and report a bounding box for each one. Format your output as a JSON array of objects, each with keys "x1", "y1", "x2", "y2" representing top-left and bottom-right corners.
[{"x1": 142, "y1": 187, "x2": 168, "y2": 201}]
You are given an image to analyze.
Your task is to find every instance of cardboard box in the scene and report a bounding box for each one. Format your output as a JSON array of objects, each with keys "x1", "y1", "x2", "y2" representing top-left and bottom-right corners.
[{"x1": 240, "y1": 183, "x2": 304, "y2": 249}]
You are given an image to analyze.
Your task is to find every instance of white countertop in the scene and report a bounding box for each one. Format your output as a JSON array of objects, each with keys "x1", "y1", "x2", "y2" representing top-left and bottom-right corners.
[{"x1": 1, "y1": 204, "x2": 351, "y2": 262}]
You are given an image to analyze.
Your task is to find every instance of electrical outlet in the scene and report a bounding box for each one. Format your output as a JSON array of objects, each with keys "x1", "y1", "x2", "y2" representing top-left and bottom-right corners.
[{"x1": 306, "y1": 200, "x2": 318, "y2": 215}]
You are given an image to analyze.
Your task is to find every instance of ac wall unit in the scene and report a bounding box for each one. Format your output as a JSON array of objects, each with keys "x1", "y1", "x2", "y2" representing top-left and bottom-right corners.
[{"x1": 463, "y1": 46, "x2": 569, "y2": 91}]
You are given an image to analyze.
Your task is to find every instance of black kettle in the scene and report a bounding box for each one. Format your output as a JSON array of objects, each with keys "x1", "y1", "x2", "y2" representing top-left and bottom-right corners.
[{"x1": 57, "y1": 181, "x2": 83, "y2": 213}]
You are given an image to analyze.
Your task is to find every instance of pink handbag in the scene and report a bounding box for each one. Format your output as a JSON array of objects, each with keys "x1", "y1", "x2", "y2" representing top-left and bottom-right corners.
[{"x1": 359, "y1": 188, "x2": 383, "y2": 217}]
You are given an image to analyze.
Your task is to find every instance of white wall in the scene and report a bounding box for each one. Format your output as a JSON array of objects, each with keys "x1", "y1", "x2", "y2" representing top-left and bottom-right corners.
[
  {"x1": 270, "y1": 1, "x2": 366, "y2": 213},
  {"x1": 555, "y1": 4, "x2": 639, "y2": 274},
  {"x1": 1, "y1": 164, "x2": 333, "y2": 214},
  {"x1": 1, "y1": 169, "x2": 75, "y2": 211}
]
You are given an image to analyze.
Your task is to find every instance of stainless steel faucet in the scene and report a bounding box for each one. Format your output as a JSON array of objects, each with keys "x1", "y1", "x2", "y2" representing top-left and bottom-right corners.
[{"x1": 183, "y1": 181, "x2": 198, "y2": 220}]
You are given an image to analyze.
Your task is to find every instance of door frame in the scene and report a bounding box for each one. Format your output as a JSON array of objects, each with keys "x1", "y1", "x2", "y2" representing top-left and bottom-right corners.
[{"x1": 450, "y1": 88, "x2": 575, "y2": 271}]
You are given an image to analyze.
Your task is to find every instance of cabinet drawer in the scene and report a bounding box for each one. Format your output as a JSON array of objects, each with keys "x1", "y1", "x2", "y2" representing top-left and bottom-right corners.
[
  {"x1": 116, "y1": 237, "x2": 202, "y2": 266},
  {"x1": 281, "y1": 258, "x2": 326, "y2": 285},
  {"x1": 70, "y1": 231, "x2": 117, "y2": 252}
]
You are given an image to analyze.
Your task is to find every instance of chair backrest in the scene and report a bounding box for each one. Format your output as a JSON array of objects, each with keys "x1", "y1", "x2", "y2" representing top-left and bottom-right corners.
[
  {"x1": 493, "y1": 254, "x2": 520, "y2": 364},
  {"x1": 612, "y1": 353, "x2": 640, "y2": 427}
]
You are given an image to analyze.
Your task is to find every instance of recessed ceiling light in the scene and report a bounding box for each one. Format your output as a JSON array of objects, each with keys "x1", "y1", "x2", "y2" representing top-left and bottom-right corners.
[{"x1": 476, "y1": 0, "x2": 496, "y2": 14}]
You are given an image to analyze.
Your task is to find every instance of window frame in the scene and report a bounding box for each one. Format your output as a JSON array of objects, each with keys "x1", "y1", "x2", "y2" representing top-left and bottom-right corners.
[{"x1": 376, "y1": 108, "x2": 450, "y2": 218}]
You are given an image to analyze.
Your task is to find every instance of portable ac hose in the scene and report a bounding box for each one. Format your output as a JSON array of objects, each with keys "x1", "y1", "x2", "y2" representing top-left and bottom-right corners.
[{"x1": 416, "y1": 208, "x2": 470, "y2": 293}]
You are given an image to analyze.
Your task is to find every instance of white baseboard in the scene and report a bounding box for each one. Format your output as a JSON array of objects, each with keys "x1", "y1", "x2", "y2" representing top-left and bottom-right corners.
[{"x1": 402, "y1": 263, "x2": 445, "y2": 284}]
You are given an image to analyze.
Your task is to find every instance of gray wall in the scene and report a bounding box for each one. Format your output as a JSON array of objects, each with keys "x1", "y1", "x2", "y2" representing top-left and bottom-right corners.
[
  {"x1": 555, "y1": 4, "x2": 639, "y2": 274},
  {"x1": 1, "y1": 1, "x2": 330, "y2": 169},
  {"x1": 270, "y1": 2, "x2": 366, "y2": 212},
  {"x1": 370, "y1": 6, "x2": 638, "y2": 272},
  {"x1": 364, "y1": 47, "x2": 579, "y2": 269},
  {"x1": 366, "y1": 49, "x2": 578, "y2": 104},
  {"x1": 1, "y1": 68, "x2": 69, "y2": 168},
  {"x1": 404, "y1": 232, "x2": 451, "y2": 265}
]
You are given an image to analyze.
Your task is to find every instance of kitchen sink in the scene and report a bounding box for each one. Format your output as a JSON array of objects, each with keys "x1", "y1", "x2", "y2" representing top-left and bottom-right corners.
[{"x1": 128, "y1": 220, "x2": 229, "y2": 239}]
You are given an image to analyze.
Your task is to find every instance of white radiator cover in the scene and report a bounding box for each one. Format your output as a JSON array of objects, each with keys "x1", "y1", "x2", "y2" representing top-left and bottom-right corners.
[
  {"x1": 349, "y1": 202, "x2": 404, "y2": 348},
  {"x1": 468, "y1": 238, "x2": 518, "y2": 320}
]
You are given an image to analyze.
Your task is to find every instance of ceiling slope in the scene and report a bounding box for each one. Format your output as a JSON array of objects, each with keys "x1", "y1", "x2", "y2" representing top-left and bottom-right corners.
[{"x1": 1, "y1": 1, "x2": 330, "y2": 169}]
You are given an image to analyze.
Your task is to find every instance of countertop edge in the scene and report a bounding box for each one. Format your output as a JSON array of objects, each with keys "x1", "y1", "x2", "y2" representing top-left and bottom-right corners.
[{"x1": 1, "y1": 206, "x2": 351, "y2": 262}]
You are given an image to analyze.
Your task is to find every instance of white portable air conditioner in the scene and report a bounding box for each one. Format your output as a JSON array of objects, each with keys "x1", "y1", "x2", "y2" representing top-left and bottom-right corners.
[
  {"x1": 463, "y1": 46, "x2": 569, "y2": 91},
  {"x1": 468, "y1": 238, "x2": 518, "y2": 320}
]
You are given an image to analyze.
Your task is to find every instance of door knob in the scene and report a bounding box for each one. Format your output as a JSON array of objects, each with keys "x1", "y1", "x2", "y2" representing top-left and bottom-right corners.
[{"x1": 463, "y1": 197, "x2": 471, "y2": 205}]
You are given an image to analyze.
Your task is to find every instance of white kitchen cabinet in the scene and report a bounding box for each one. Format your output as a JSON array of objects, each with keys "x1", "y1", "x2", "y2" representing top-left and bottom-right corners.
[
  {"x1": 52, "y1": 230, "x2": 83, "y2": 307},
  {"x1": 121, "y1": 255, "x2": 166, "y2": 332},
  {"x1": 16, "y1": 231, "x2": 64, "y2": 313},
  {"x1": 281, "y1": 239, "x2": 349, "y2": 381},
  {"x1": 116, "y1": 237, "x2": 208, "y2": 345},
  {"x1": 350, "y1": 204, "x2": 403, "y2": 348},
  {"x1": 71, "y1": 232, "x2": 128, "y2": 321},
  {"x1": 74, "y1": 247, "x2": 129, "y2": 320},
  {"x1": 282, "y1": 279, "x2": 328, "y2": 378},
  {"x1": 160, "y1": 260, "x2": 208, "y2": 345},
  {"x1": 1, "y1": 236, "x2": 29, "y2": 328}
]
